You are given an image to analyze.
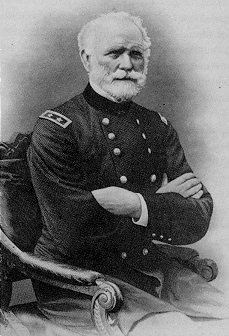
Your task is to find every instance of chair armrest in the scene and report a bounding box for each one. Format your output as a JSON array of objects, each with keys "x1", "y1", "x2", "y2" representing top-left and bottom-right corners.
[
  {"x1": 0, "y1": 228, "x2": 125, "y2": 335},
  {"x1": 0, "y1": 229, "x2": 102, "y2": 290},
  {"x1": 153, "y1": 243, "x2": 218, "y2": 282},
  {"x1": 184, "y1": 257, "x2": 218, "y2": 282}
]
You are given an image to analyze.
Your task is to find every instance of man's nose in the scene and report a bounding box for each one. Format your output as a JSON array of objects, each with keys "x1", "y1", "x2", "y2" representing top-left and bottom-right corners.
[{"x1": 119, "y1": 53, "x2": 133, "y2": 70}]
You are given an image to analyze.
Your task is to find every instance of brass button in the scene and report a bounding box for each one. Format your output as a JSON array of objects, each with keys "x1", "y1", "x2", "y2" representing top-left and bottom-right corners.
[
  {"x1": 142, "y1": 248, "x2": 148, "y2": 256},
  {"x1": 148, "y1": 148, "x2": 152, "y2": 154},
  {"x1": 160, "y1": 235, "x2": 164, "y2": 239},
  {"x1": 121, "y1": 252, "x2": 127, "y2": 259},
  {"x1": 136, "y1": 118, "x2": 140, "y2": 125},
  {"x1": 120, "y1": 176, "x2": 127, "y2": 184},
  {"x1": 152, "y1": 233, "x2": 156, "y2": 237},
  {"x1": 150, "y1": 174, "x2": 156, "y2": 182},
  {"x1": 142, "y1": 133, "x2": 146, "y2": 139},
  {"x1": 113, "y1": 148, "x2": 121, "y2": 156},
  {"x1": 102, "y1": 118, "x2": 110, "y2": 126},
  {"x1": 108, "y1": 133, "x2": 115, "y2": 140}
]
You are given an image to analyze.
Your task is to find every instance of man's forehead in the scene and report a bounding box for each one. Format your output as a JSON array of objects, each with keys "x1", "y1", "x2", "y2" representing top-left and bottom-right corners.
[
  {"x1": 101, "y1": 37, "x2": 144, "y2": 52},
  {"x1": 94, "y1": 18, "x2": 145, "y2": 50}
]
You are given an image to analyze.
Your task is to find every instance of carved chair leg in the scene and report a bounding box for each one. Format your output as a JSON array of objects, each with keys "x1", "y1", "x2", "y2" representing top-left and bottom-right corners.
[{"x1": 91, "y1": 279, "x2": 124, "y2": 336}]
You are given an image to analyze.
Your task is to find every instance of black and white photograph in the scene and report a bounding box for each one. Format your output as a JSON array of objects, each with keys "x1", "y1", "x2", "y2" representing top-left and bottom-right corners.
[{"x1": 1, "y1": 1, "x2": 229, "y2": 335}]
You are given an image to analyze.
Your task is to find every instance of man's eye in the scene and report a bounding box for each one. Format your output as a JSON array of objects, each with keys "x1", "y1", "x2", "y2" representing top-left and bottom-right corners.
[
  {"x1": 109, "y1": 50, "x2": 123, "y2": 59},
  {"x1": 130, "y1": 51, "x2": 143, "y2": 59},
  {"x1": 110, "y1": 52, "x2": 120, "y2": 59}
]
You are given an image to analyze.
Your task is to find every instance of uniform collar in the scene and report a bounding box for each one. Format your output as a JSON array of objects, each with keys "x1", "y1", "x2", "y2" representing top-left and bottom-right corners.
[{"x1": 83, "y1": 83, "x2": 133, "y2": 114}]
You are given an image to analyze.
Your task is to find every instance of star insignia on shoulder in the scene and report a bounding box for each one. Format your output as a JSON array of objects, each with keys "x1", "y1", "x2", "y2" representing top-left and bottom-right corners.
[
  {"x1": 158, "y1": 112, "x2": 168, "y2": 125},
  {"x1": 39, "y1": 110, "x2": 72, "y2": 128}
]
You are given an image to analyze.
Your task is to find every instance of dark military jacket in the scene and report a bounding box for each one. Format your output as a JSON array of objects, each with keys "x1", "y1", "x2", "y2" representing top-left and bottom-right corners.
[{"x1": 27, "y1": 84, "x2": 213, "y2": 275}]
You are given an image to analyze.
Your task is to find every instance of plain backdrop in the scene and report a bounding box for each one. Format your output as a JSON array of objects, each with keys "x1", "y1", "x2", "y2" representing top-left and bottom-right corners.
[{"x1": 1, "y1": 0, "x2": 229, "y2": 305}]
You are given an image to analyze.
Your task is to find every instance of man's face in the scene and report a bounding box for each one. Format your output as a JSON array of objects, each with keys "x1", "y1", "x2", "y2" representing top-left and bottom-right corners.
[{"x1": 88, "y1": 19, "x2": 148, "y2": 101}]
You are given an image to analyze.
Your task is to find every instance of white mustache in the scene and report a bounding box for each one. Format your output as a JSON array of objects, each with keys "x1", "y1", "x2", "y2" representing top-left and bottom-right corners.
[{"x1": 112, "y1": 70, "x2": 144, "y2": 80}]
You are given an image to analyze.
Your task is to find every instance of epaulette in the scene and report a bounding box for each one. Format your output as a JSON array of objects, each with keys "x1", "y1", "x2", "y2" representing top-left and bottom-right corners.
[
  {"x1": 158, "y1": 112, "x2": 168, "y2": 125},
  {"x1": 39, "y1": 110, "x2": 72, "y2": 128}
]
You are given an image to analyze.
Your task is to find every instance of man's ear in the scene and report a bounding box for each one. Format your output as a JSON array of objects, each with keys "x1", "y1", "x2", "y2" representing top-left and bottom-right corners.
[{"x1": 80, "y1": 49, "x2": 91, "y2": 72}]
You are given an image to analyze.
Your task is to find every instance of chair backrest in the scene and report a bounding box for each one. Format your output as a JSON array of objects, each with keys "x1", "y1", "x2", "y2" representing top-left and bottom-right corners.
[{"x1": 0, "y1": 133, "x2": 43, "y2": 252}]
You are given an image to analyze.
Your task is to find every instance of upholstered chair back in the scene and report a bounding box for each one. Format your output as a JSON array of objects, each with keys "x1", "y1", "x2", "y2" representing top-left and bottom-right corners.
[{"x1": 0, "y1": 133, "x2": 42, "y2": 252}]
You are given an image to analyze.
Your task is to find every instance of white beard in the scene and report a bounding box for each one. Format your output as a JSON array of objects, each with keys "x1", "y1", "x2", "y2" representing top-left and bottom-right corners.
[
  {"x1": 89, "y1": 61, "x2": 147, "y2": 102},
  {"x1": 102, "y1": 79, "x2": 142, "y2": 101}
]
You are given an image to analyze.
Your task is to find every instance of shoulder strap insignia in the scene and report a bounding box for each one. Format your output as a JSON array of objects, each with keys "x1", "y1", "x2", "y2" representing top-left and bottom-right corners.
[
  {"x1": 158, "y1": 112, "x2": 168, "y2": 125},
  {"x1": 39, "y1": 110, "x2": 72, "y2": 128}
]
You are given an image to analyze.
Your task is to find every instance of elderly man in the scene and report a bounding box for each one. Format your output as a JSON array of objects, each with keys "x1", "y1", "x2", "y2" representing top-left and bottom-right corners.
[{"x1": 27, "y1": 11, "x2": 227, "y2": 335}]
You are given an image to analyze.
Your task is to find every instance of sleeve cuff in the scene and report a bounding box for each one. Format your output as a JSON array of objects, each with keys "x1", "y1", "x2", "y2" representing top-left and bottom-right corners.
[{"x1": 132, "y1": 193, "x2": 148, "y2": 227}]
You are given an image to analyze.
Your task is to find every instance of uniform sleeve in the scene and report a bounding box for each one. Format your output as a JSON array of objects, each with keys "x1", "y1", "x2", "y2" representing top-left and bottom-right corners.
[
  {"x1": 141, "y1": 122, "x2": 213, "y2": 245},
  {"x1": 27, "y1": 118, "x2": 108, "y2": 257}
]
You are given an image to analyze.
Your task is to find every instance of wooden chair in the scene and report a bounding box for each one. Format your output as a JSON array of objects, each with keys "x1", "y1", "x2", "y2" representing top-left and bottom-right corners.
[{"x1": 0, "y1": 133, "x2": 218, "y2": 336}]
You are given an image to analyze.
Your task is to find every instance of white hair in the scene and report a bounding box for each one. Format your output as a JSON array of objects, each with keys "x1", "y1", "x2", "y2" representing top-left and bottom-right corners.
[{"x1": 78, "y1": 11, "x2": 151, "y2": 58}]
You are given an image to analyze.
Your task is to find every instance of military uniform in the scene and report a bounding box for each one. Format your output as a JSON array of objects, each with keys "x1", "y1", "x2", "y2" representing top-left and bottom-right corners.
[
  {"x1": 28, "y1": 83, "x2": 213, "y2": 267},
  {"x1": 28, "y1": 84, "x2": 229, "y2": 333}
]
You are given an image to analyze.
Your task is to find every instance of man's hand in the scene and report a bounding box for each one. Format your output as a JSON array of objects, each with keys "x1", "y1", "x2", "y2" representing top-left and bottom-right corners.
[
  {"x1": 92, "y1": 187, "x2": 142, "y2": 218},
  {"x1": 156, "y1": 172, "x2": 203, "y2": 199}
]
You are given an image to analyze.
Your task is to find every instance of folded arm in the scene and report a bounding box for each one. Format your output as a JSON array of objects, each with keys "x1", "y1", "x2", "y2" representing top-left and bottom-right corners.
[
  {"x1": 140, "y1": 122, "x2": 213, "y2": 245},
  {"x1": 93, "y1": 122, "x2": 213, "y2": 245}
]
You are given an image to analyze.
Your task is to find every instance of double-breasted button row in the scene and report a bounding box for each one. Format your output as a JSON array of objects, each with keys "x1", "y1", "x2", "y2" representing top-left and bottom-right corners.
[
  {"x1": 135, "y1": 118, "x2": 153, "y2": 155},
  {"x1": 101, "y1": 116, "x2": 155, "y2": 186},
  {"x1": 102, "y1": 119, "x2": 116, "y2": 140},
  {"x1": 101, "y1": 117, "x2": 127, "y2": 183},
  {"x1": 103, "y1": 117, "x2": 152, "y2": 156}
]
